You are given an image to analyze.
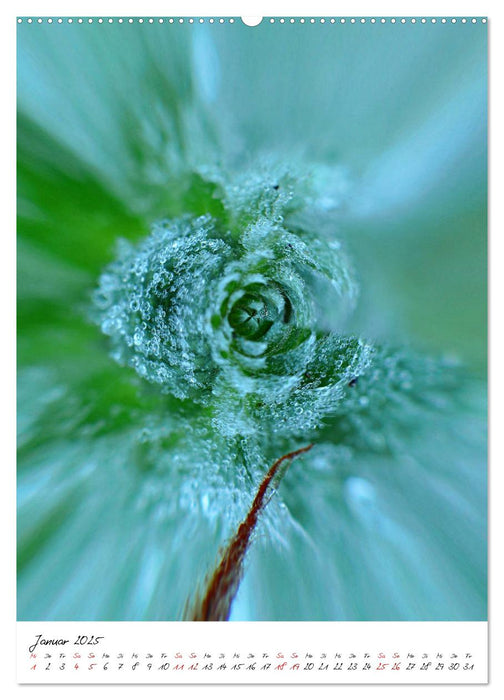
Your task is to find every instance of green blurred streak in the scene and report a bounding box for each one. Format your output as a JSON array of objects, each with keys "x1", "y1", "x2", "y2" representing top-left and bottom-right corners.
[
  {"x1": 17, "y1": 114, "x2": 146, "y2": 273},
  {"x1": 17, "y1": 492, "x2": 81, "y2": 575}
]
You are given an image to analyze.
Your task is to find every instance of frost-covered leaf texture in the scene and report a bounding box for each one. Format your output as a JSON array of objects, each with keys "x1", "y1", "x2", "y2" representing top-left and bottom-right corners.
[
  {"x1": 93, "y1": 165, "x2": 369, "y2": 437},
  {"x1": 17, "y1": 20, "x2": 486, "y2": 623}
]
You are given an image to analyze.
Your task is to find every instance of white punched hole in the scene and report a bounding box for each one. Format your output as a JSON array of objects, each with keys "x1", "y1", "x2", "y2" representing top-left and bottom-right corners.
[{"x1": 241, "y1": 16, "x2": 263, "y2": 27}]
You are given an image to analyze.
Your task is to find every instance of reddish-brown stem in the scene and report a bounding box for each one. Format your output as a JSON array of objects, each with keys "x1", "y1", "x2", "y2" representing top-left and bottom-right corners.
[{"x1": 187, "y1": 443, "x2": 314, "y2": 621}]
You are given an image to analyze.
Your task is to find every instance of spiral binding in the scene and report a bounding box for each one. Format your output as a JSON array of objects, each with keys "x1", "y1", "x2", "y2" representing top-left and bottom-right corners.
[{"x1": 17, "y1": 17, "x2": 488, "y2": 25}]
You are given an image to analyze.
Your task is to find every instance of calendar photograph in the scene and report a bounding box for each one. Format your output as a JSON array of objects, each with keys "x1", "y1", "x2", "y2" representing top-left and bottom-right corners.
[{"x1": 17, "y1": 13, "x2": 488, "y2": 683}]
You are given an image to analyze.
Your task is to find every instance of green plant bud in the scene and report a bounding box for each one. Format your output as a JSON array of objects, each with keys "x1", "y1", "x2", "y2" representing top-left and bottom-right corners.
[{"x1": 93, "y1": 167, "x2": 370, "y2": 435}]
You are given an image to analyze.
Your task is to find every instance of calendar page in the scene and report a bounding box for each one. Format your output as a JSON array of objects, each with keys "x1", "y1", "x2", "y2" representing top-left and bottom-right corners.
[
  {"x1": 17, "y1": 621, "x2": 487, "y2": 683},
  {"x1": 16, "y1": 9, "x2": 488, "y2": 686}
]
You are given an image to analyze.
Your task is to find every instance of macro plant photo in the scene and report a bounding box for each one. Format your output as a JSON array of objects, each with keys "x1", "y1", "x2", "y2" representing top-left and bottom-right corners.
[{"x1": 17, "y1": 17, "x2": 487, "y2": 623}]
